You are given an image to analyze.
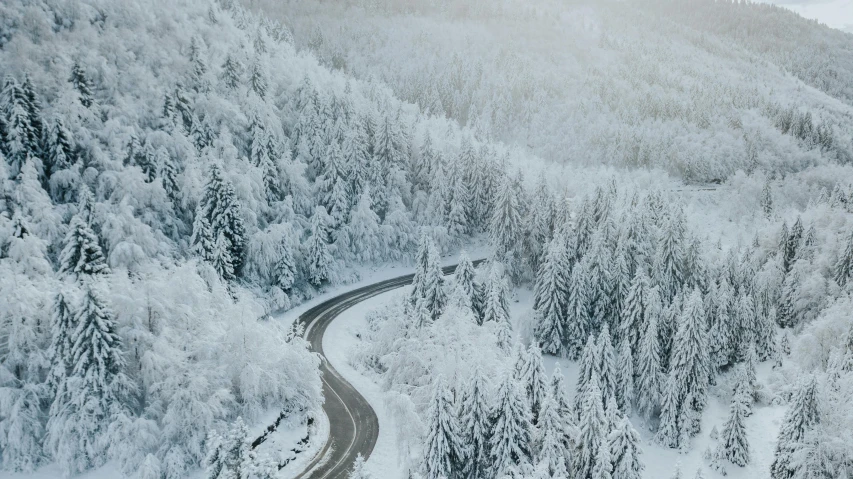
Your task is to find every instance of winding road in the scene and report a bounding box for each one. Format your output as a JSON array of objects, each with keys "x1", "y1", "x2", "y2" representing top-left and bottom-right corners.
[{"x1": 293, "y1": 263, "x2": 475, "y2": 479}]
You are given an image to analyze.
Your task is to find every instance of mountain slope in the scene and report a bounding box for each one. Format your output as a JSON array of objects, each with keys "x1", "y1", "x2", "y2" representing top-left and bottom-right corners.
[{"x1": 262, "y1": 0, "x2": 853, "y2": 182}]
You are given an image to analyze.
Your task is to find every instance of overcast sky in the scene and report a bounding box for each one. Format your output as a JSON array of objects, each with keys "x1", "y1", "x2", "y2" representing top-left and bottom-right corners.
[{"x1": 764, "y1": 0, "x2": 853, "y2": 32}]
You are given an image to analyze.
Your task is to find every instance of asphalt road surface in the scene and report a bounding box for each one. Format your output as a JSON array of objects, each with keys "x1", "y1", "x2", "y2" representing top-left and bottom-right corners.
[{"x1": 293, "y1": 262, "x2": 476, "y2": 479}]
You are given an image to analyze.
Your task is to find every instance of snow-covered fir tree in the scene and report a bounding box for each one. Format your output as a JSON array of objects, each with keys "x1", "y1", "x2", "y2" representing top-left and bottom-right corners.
[
  {"x1": 411, "y1": 233, "x2": 446, "y2": 319},
  {"x1": 515, "y1": 344, "x2": 549, "y2": 425},
  {"x1": 535, "y1": 392, "x2": 569, "y2": 478},
  {"x1": 192, "y1": 164, "x2": 247, "y2": 279},
  {"x1": 345, "y1": 189, "x2": 384, "y2": 263},
  {"x1": 575, "y1": 374, "x2": 607, "y2": 479},
  {"x1": 619, "y1": 268, "x2": 650, "y2": 360},
  {"x1": 45, "y1": 291, "x2": 74, "y2": 396},
  {"x1": 305, "y1": 206, "x2": 335, "y2": 287},
  {"x1": 717, "y1": 370, "x2": 751, "y2": 468},
  {"x1": 590, "y1": 439, "x2": 613, "y2": 479},
  {"x1": 550, "y1": 364, "x2": 576, "y2": 453},
  {"x1": 453, "y1": 251, "x2": 477, "y2": 307},
  {"x1": 58, "y1": 215, "x2": 110, "y2": 280},
  {"x1": 656, "y1": 288, "x2": 710, "y2": 449},
  {"x1": 46, "y1": 285, "x2": 132, "y2": 476},
  {"x1": 423, "y1": 378, "x2": 467, "y2": 479},
  {"x1": 834, "y1": 231, "x2": 853, "y2": 286},
  {"x1": 489, "y1": 371, "x2": 532, "y2": 478},
  {"x1": 69, "y1": 62, "x2": 95, "y2": 108},
  {"x1": 459, "y1": 366, "x2": 492, "y2": 479},
  {"x1": 770, "y1": 376, "x2": 820, "y2": 479},
  {"x1": 565, "y1": 262, "x2": 592, "y2": 360},
  {"x1": 609, "y1": 416, "x2": 644, "y2": 479},
  {"x1": 482, "y1": 263, "x2": 511, "y2": 326},
  {"x1": 597, "y1": 324, "x2": 617, "y2": 408},
  {"x1": 615, "y1": 339, "x2": 635, "y2": 415},
  {"x1": 489, "y1": 174, "x2": 523, "y2": 273},
  {"x1": 533, "y1": 235, "x2": 569, "y2": 355},
  {"x1": 575, "y1": 336, "x2": 602, "y2": 415}
]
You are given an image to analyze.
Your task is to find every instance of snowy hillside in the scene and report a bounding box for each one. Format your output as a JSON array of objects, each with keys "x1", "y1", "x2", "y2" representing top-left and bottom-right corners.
[
  {"x1": 0, "y1": 0, "x2": 536, "y2": 477},
  {"x1": 2, "y1": 0, "x2": 853, "y2": 479}
]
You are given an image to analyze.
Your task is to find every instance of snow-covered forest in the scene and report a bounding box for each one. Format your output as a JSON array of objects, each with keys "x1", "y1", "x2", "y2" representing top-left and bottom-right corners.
[{"x1": 1, "y1": 0, "x2": 853, "y2": 478}]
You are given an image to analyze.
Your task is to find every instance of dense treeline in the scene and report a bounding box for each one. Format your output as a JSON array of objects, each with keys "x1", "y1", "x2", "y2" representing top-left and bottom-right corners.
[
  {"x1": 0, "y1": 0, "x2": 537, "y2": 476},
  {"x1": 358, "y1": 175, "x2": 853, "y2": 477}
]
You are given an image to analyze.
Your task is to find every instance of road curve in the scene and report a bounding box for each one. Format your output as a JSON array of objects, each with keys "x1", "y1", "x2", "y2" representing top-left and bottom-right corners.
[{"x1": 293, "y1": 263, "x2": 473, "y2": 479}]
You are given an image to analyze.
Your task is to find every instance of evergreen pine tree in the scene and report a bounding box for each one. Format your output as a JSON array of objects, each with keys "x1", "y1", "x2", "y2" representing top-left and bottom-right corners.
[
  {"x1": 525, "y1": 175, "x2": 555, "y2": 274},
  {"x1": 46, "y1": 291, "x2": 75, "y2": 396},
  {"x1": 608, "y1": 416, "x2": 644, "y2": 479},
  {"x1": 210, "y1": 230, "x2": 235, "y2": 281},
  {"x1": 162, "y1": 91, "x2": 176, "y2": 128},
  {"x1": 453, "y1": 251, "x2": 476, "y2": 307},
  {"x1": 460, "y1": 367, "x2": 491, "y2": 479},
  {"x1": 777, "y1": 272, "x2": 799, "y2": 328},
  {"x1": 533, "y1": 236, "x2": 569, "y2": 356},
  {"x1": 46, "y1": 116, "x2": 75, "y2": 177},
  {"x1": 536, "y1": 393, "x2": 569, "y2": 478},
  {"x1": 655, "y1": 373, "x2": 681, "y2": 449},
  {"x1": 735, "y1": 293, "x2": 757, "y2": 361},
  {"x1": 481, "y1": 264, "x2": 510, "y2": 326},
  {"x1": 489, "y1": 372, "x2": 532, "y2": 478},
  {"x1": 1, "y1": 76, "x2": 31, "y2": 175},
  {"x1": 575, "y1": 336, "x2": 601, "y2": 415},
  {"x1": 615, "y1": 340, "x2": 635, "y2": 415},
  {"x1": 192, "y1": 165, "x2": 247, "y2": 278},
  {"x1": 306, "y1": 206, "x2": 335, "y2": 287},
  {"x1": 565, "y1": 263, "x2": 592, "y2": 360},
  {"x1": 159, "y1": 149, "x2": 180, "y2": 205},
  {"x1": 590, "y1": 439, "x2": 613, "y2": 479},
  {"x1": 203, "y1": 429, "x2": 227, "y2": 479},
  {"x1": 761, "y1": 180, "x2": 773, "y2": 218},
  {"x1": 618, "y1": 268, "x2": 649, "y2": 359},
  {"x1": 447, "y1": 176, "x2": 470, "y2": 242},
  {"x1": 598, "y1": 325, "x2": 617, "y2": 407},
  {"x1": 346, "y1": 189, "x2": 384, "y2": 263},
  {"x1": 21, "y1": 75, "x2": 44, "y2": 159},
  {"x1": 275, "y1": 236, "x2": 296, "y2": 291},
  {"x1": 489, "y1": 175, "x2": 523, "y2": 264},
  {"x1": 783, "y1": 217, "x2": 803, "y2": 274},
  {"x1": 550, "y1": 364, "x2": 575, "y2": 447},
  {"x1": 423, "y1": 378, "x2": 467, "y2": 479},
  {"x1": 59, "y1": 215, "x2": 110, "y2": 280},
  {"x1": 657, "y1": 289, "x2": 711, "y2": 448},
  {"x1": 47, "y1": 286, "x2": 131, "y2": 475},
  {"x1": 249, "y1": 57, "x2": 268, "y2": 98},
  {"x1": 249, "y1": 112, "x2": 279, "y2": 202},
  {"x1": 718, "y1": 371, "x2": 751, "y2": 467},
  {"x1": 221, "y1": 53, "x2": 243, "y2": 90},
  {"x1": 708, "y1": 280, "x2": 735, "y2": 369},
  {"x1": 69, "y1": 62, "x2": 94, "y2": 108},
  {"x1": 411, "y1": 233, "x2": 446, "y2": 319},
  {"x1": 834, "y1": 231, "x2": 853, "y2": 286},
  {"x1": 517, "y1": 344, "x2": 549, "y2": 425},
  {"x1": 575, "y1": 374, "x2": 607, "y2": 479},
  {"x1": 188, "y1": 37, "x2": 209, "y2": 93},
  {"x1": 770, "y1": 376, "x2": 820, "y2": 479},
  {"x1": 653, "y1": 215, "x2": 684, "y2": 303}
]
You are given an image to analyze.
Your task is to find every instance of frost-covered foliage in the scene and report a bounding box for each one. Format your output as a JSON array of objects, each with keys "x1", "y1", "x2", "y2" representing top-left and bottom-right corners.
[{"x1": 0, "y1": 0, "x2": 551, "y2": 472}]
